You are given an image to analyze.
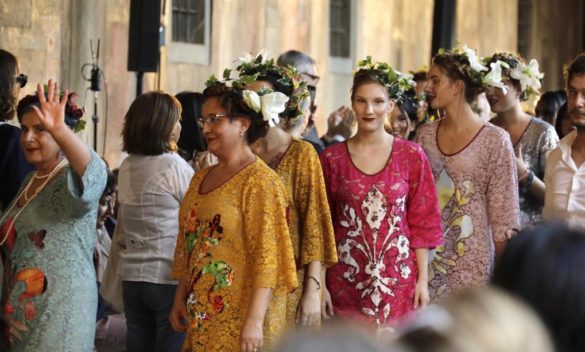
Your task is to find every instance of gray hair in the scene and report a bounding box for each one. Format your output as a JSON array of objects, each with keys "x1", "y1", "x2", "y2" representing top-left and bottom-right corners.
[{"x1": 277, "y1": 50, "x2": 316, "y2": 74}]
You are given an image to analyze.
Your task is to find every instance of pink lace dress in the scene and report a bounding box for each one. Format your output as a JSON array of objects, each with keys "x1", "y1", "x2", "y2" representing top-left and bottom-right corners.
[
  {"x1": 416, "y1": 121, "x2": 520, "y2": 299},
  {"x1": 320, "y1": 138, "x2": 443, "y2": 334}
]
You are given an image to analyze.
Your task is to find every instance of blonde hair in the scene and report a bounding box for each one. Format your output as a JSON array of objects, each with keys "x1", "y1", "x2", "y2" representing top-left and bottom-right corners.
[{"x1": 396, "y1": 287, "x2": 554, "y2": 352}]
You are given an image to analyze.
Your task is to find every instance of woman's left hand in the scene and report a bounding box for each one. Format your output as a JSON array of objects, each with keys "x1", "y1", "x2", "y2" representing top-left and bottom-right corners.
[
  {"x1": 413, "y1": 279, "x2": 430, "y2": 309},
  {"x1": 240, "y1": 317, "x2": 263, "y2": 352},
  {"x1": 296, "y1": 289, "x2": 321, "y2": 326},
  {"x1": 31, "y1": 80, "x2": 68, "y2": 133}
]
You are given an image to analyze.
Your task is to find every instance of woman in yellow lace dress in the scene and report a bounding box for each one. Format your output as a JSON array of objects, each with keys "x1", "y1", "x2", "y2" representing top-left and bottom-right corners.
[
  {"x1": 169, "y1": 78, "x2": 298, "y2": 352},
  {"x1": 234, "y1": 52, "x2": 337, "y2": 329}
]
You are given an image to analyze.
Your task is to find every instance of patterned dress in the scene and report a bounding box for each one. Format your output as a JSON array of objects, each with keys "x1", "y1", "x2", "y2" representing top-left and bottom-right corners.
[
  {"x1": 416, "y1": 121, "x2": 520, "y2": 299},
  {"x1": 172, "y1": 158, "x2": 298, "y2": 351},
  {"x1": 494, "y1": 117, "x2": 558, "y2": 227},
  {"x1": 0, "y1": 150, "x2": 107, "y2": 351},
  {"x1": 320, "y1": 139, "x2": 443, "y2": 334},
  {"x1": 263, "y1": 139, "x2": 337, "y2": 327}
]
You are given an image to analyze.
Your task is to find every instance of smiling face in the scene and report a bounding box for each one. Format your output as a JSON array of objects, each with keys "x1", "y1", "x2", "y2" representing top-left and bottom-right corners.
[
  {"x1": 201, "y1": 96, "x2": 249, "y2": 158},
  {"x1": 20, "y1": 110, "x2": 61, "y2": 169},
  {"x1": 424, "y1": 65, "x2": 459, "y2": 110},
  {"x1": 351, "y1": 81, "x2": 393, "y2": 134},
  {"x1": 389, "y1": 105, "x2": 415, "y2": 139}
]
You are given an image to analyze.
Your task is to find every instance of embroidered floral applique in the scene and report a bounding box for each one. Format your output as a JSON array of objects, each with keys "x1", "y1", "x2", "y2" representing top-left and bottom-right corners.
[
  {"x1": 338, "y1": 185, "x2": 410, "y2": 335},
  {"x1": 183, "y1": 209, "x2": 234, "y2": 332}
]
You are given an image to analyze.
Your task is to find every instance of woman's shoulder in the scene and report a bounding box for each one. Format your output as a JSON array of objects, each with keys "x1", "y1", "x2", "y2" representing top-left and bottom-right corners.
[
  {"x1": 529, "y1": 116, "x2": 556, "y2": 135},
  {"x1": 320, "y1": 140, "x2": 347, "y2": 159}
]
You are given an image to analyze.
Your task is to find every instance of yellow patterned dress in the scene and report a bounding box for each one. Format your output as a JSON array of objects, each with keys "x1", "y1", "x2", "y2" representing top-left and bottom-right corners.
[
  {"x1": 172, "y1": 158, "x2": 298, "y2": 351},
  {"x1": 264, "y1": 139, "x2": 338, "y2": 327}
]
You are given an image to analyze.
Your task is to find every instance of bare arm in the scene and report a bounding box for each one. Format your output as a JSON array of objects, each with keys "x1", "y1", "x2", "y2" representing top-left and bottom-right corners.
[
  {"x1": 240, "y1": 288, "x2": 272, "y2": 352},
  {"x1": 32, "y1": 80, "x2": 91, "y2": 177},
  {"x1": 413, "y1": 248, "x2": 430, "y2": 308},
  {"x1": 169, "y1": 278, "x2": 189, "y2": 332},
  {"x1": 296, "y1": 261, "x2": 322, "y2": 326}
]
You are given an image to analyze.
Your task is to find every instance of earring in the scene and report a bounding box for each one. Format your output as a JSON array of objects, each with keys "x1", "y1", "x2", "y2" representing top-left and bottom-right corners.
[{"x1": 239, "y1": 131, "x2": 244, "y2": 136}]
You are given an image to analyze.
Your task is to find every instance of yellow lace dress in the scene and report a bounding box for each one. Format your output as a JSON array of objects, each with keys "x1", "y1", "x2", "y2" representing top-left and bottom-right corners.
[
  {"x1": 264, "y1": 139, "x2": 338, "y2": 329},
  {"x1": 172, "y1": 158, "x2": 298, "y2": 351}
]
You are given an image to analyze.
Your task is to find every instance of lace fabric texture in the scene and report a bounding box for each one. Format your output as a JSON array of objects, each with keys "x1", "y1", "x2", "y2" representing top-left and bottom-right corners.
[
  {"x1": 320, "y1": 139, "x2": 443, "y2": 334},
  {"x1": 263, "y1": 139, "x2": 337, "y2": 328},
  {"x1": 416, "y1": 121, "x2": 520, "y2": 299},
  {"x1": 0, "y1": 150, "x2": 107, "y2": 351},
  {"x1": 172, "y1": 159, "x2": 298, "y2": 351}
]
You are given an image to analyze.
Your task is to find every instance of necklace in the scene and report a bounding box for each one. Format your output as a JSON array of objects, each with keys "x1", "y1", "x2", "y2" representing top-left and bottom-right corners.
[{"x1": 0, "y1": 158, "x2": 69, "y2": 246}]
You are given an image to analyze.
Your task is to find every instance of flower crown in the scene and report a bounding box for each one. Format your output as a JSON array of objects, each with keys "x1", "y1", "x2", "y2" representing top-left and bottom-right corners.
[
  {"x1": 17, "y1": 89, "x2": 85, "y2": 132},
  {"x1": 205, "y1": 62, "x2": 291, "y2": 128},
  {"x1": 438, "y1": 45, "x2": 508, "y2": 93},
  {"x1": 231, "y1": 49, "x2": 310, "y2": 124},
  {"x1": 354, "y1": 56, "x2": 416, "y2": 101},
  {"x1": 485, "y1": 53, "x2": 544, "y2": 99}
]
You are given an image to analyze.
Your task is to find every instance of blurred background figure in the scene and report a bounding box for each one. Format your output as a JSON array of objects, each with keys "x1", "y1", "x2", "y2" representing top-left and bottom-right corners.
[
  {"x1": 321, "y1": 105, "x2": 355, "y2": 147},
  {"x1": 492, "y1": 222, "x2": 585, "y2": 352},
  {"x1": 472, "y1": 93, "x2": 493, "y2": 122},
  {"x1": 535, "y1": 90, "x2": 566, "y2": 126},
  {"x1": 274, "y1": 323, "x2": 387, "y2": 352},
  {"x1": 0, "y1": 49, "x2": 34, "y2": 212},
  {"x1": 395, "y1": 287, "x2": 554, "y2": 352},
  {"x1": 554, "y1": 102, "x2": 575, "y2": 139},
  {"x1": 385, "y1": 92, "x2": 418, "y2": 140}
]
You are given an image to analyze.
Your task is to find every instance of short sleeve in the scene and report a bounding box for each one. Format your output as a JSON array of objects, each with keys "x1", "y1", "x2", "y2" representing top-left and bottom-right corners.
[
  {"x1": 536, "y1": 126, "x2": 560, "y2": 178},
  {"x1": 296, "y1": 144, "x2": 338, "y2": 267},
  {"x1": 486, "y1": 133, "x2": 520, "y2": 241},
  {"x1": 66, "y1": 148, "x2": 107, "y2": 210},
  {"x1": 242, "y1": 170, "x2": 298, "y2": 295},
  {"x1": 168, "y1": 156, "x2": 195, "y2": 201},
  {"x1": 407, "y1": 145, "x2": 444, "y2": 248}
]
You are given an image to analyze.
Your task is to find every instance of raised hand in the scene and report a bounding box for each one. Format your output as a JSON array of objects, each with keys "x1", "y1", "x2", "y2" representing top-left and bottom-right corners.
[{"x1": 31, "y1": 80, "x2": 69, "y2": 134}]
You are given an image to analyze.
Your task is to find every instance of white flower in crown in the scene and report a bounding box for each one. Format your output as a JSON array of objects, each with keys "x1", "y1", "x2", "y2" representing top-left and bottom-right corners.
[
  {"x1": 397, "y1": 72, "x2": 417, "y2": 91},
  {"x1": 483, "y1": 60, "x2": 510, "y2": 94},
  {"x1": 462, "y1": 45, "x2": 488, "y2": 73},
  {"x1": 233, "y1": 52, "x2": 253, "y2": 67},
  {"x1": 233, "y1": 48, "x2": 270, "y2": 67},
  {"x1": 242, "y1": 90, "x2": 261, "y2": 113},
  {"x1": 260, "y1": 92, "x2": 289, "y2": 127},
  {"x1": 510, "y1": 59, "x2": 544, "y2": 92}
]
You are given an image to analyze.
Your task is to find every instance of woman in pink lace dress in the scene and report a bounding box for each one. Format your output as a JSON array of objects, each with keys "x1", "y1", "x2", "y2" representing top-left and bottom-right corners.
[
  {"x1": 415, "y1": 47, "x2": 520, "y2": 299},
  {"x1": 320, "y1": 58, "x2": 443, "y2": 335}
]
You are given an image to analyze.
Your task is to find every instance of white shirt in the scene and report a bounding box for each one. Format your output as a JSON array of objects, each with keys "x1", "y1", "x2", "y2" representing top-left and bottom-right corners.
[
  {"x1": 543, "y1": 131, "x2": 585, "y2": 227},
  {"x1": 117, "y1": 153, "x2": 194, "y2": 284}
]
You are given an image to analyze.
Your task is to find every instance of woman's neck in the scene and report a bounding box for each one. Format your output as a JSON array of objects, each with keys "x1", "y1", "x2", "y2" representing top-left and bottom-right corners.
[
  {"x1": 253, "y1": 127, "x2": 292, "y2": 157},
  {"x1": 35, "y1": 155, "x2": 63, "y2": 177},
  {"x1": 216, "y1": 145, "x2": 255, "y2": 169},
  {"x1": 497, "y1": 103, "x2": 530, "y2": 128},
  {"x1": 352, "y1": 126, "x2": 390, "y2": 145},
  {"x1": 443, "y1": 99, "x2": 482, "y2": 130}
]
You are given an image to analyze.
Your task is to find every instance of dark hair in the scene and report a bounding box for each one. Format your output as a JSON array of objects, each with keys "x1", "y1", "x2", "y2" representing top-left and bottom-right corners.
[
  {"x1": 492, "y1": 222, "x2": 585, "y2": 352},
  {"x1": 432, "y1": 52, "x2": 485, "y2": 104},
  {"x1": 277, "y1": 50, "x2": 316, "y2": 74},
  {"x1": 555, "y1": 102, "x2": 569, "y2": 138},
  {"x1": 564, "y1": 53, "x2": 585, "y2": 85},
  {"x1": 17, "y1": 92, "x2": 85, "y2": 130},
  {"x1": 175, "y1": 91, "x2": 207, "y2": 160},
  {"x1": 536, "y1": 90, "x2": 567, "y2": 125},
  {"x1": 398, "y1": 92, "x2": 418, "y2": 123},
  {"x1": 202, "y1": 84, "x2": 268, "y2": 144},
  {"x1": 0, "y1": 49, "x2": 18, "y2": 121},
  {"x1": 412, "y1": 71, "x2": 428, "y2": 82},
  {"x1": 122, "y1": 91, "x2": 182, "y2": 155},
  {"x1": 350, "y1": 70, "x2": 389, "y2": 102}
]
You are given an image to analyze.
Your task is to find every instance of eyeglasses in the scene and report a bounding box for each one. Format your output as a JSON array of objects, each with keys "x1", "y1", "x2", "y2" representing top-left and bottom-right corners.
[
  {"x1": 15, "y1": 73, "x2": 28, "y2": 88},
  {"x1": 300, "y1": 72, "x2": 320, "y2": 85},
  {"x1": 197, "y1": 113, "x2": 231, "y2": 127}
]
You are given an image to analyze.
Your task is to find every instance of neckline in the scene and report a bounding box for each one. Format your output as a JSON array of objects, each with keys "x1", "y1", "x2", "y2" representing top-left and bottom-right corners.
[
  {"x1": 435, "y1": 120, "x2": 487, "y2": 157},
  {"x1": 345, "y1": 137, "x2": 395, "y2": 176},
  {"x1": 271, "y1": 138, "x2": 297, "y2": 170},
  {"x1": 512, "y1": 117, "x2": 533, "y2": 148},
  {"x1": 197, "y1": 157, "x2": 257, "y2": 195}
]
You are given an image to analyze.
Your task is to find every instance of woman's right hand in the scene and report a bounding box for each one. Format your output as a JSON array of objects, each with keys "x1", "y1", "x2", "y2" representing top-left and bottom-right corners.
[
  {"x1": 169, "y1": 282, "x2": 188, "y2": 332},
  {"x1": 321, "y1": 283, "x2": 334, "y2": 320}
]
